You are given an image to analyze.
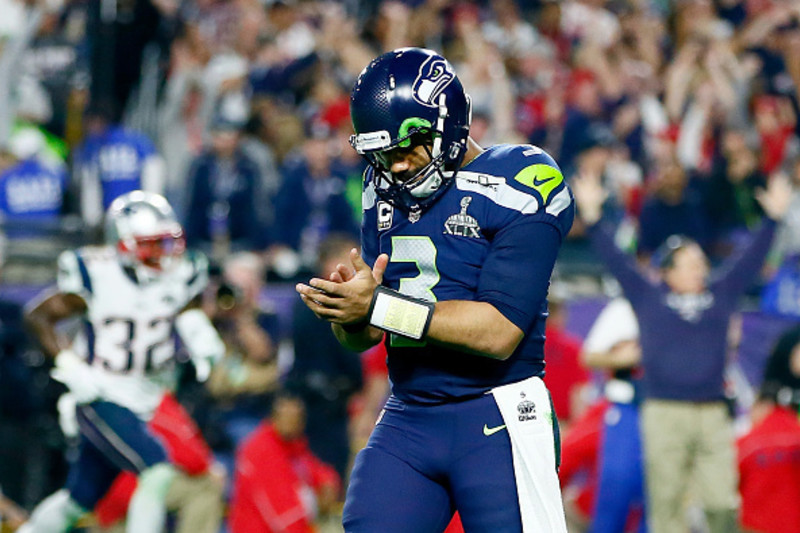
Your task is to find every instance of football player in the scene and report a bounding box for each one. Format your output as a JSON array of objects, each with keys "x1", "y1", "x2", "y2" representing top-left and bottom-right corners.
[
  {"x1": 296, "y1": 48, "x2": 574, "y2": 532},
  {"x1": 18, "y1": 191, "x2": 224, "y2": 533}
]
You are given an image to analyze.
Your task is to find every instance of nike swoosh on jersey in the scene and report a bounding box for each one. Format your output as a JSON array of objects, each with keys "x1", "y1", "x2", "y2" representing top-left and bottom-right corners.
[
  {"x1": 483, "y1": 423, "x2": 507, "y2": 436},
  {"x1": 532, "y1": 175, "x2": 555, "y2": 187},
  {"x1": 513, "y1": 163, "x2": 564, "y2": 203}
]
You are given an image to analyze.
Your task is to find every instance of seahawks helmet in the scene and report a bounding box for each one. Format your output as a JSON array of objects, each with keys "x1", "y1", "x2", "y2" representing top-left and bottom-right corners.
[
  {"x1": 105, "y1": 191, "x2": 185, "y2": 273},
  {"x1": 350, "y1": 48, "x2": 471, "y2": 214}
]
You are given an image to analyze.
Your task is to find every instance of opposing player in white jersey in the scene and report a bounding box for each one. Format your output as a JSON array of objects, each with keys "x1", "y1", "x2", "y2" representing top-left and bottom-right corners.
[{"x1": 19, "y1": 191, "x2": 225, "y2": 533}]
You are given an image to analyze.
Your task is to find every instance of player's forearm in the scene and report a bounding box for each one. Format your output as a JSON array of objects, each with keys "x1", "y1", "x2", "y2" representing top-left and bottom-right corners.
[
  {"x1": 34, "y1": 328, "x2": 62, "y2": 359},
  {"x1": 426, "y1": 300, "x2": 523, "y2": 360},
  {"x1": 24, "y1": 307, "x2": 66, "y2": 358},
  {"x1": 331, "y1": 323, "x2": 383, "y2": 352}
]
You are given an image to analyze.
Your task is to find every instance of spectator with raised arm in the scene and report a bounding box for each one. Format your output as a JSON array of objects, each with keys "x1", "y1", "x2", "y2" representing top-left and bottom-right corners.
[{"x1": 572, "y1": 169, "x2": 791, "y2": 533}]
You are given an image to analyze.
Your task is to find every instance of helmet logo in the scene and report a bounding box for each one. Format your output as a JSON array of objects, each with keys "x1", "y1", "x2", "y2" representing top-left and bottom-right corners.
[{"x1": 413, "y1": 57, "x2": 454, "y2": 107}]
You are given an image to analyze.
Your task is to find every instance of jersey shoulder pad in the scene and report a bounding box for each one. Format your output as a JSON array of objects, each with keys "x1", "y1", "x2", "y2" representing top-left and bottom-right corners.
[
  {"x1": 362, "y1": 166, "x2": 378, "y2": 212},
  {"x1": 57, "y1": 247, "x2": 104, "y2": 296},
  {"x1": 491, "y1": 145, "x2": 565, "y2": 203},
  {"x1": 362, "y1": 165, "x2": 376, "y2": 186},
  {"x1": 182, "y1": 250, "x2": 209, "y2": 298},
  {"x1": 457, "y1": 144, "x2": 571, "y2": 219}
]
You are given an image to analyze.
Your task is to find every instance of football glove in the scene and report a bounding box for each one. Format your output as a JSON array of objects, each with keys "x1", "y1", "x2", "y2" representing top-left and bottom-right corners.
[
  {"x1": 175, "y1": 309, "x2": 225, "y2": 382},
  {"x1": 50, "y1": 349, "x2": 101, "y2": 404}
]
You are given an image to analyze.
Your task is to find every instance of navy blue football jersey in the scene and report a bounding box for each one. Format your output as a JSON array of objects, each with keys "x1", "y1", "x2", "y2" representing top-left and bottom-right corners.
[{"x1": 361, "y1": 144, "x2": 574, "y2": 404}]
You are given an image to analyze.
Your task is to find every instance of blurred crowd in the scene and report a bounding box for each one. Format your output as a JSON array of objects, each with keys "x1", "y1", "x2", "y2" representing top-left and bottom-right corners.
[
  {"x1": 1, "y1": 0, "x2": 800, "y2": 531},
  {"x1": 2, "y1": 0, "x2": 800, "y2": 281}
]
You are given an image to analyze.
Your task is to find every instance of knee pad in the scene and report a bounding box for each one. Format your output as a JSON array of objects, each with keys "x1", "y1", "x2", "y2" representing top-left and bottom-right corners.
[{"x1": 137, "y1": 463, "x2": 177, "y2": 501}]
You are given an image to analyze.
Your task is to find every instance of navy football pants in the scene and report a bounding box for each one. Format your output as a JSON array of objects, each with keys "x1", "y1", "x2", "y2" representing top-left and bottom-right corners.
[
  {"x1": 344, "y1": 393, "x2": 524, "y2": 532},
  {"x1": 66, "y1": 401, "x2": 168, "y2": 509}
]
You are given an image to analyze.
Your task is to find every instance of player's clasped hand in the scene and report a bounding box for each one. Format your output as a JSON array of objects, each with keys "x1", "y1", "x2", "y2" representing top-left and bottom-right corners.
[{"x1": 296, "y1": 249, "x2": 389, "y2": 325}]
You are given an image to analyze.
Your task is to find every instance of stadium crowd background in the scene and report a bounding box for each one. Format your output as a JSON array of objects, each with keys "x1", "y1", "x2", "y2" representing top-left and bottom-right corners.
[{"x1": 0, "y1": 0, "x2": 800, "y2": 531}]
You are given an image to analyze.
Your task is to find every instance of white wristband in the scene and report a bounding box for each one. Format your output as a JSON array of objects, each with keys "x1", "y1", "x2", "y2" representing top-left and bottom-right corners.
[{"x1": 368, "y1": 286, "x2": 434, "y2": 341}]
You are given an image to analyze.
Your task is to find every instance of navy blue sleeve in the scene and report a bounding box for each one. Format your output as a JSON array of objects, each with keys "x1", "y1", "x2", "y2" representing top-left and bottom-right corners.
[
  {"x1": 588, "y1": 221, "x2": 654, "y2": 303},
  {"x1": 713, "y1": 218, "x2": 776, "y2": 297},
  {"x1": 476, "y1": 218, "x2": 561, "y2": 333}
]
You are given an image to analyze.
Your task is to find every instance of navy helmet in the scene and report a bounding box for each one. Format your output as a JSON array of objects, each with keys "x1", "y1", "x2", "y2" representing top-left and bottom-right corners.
[{"x1": 350, "y1": 48, "x2": 471, "y2": 214}]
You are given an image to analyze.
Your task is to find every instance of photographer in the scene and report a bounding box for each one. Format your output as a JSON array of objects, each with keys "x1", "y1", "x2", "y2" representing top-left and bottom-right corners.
[{"x1": 204, "y1": 253, "x2": 280, "y2": 456}]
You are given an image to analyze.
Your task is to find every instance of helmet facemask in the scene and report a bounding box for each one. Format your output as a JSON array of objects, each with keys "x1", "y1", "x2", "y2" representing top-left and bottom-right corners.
[
  {"x1": 117, "y1": 230, "x2": 186, "y2": 272},
  {"x1": 352, "y1": 93, "x2": 461, "y2": 216}
]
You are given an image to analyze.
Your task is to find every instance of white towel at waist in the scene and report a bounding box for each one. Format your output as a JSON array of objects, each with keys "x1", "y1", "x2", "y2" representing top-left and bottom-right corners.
[{"x1": 491, "y1": 375, "x2": 567, "y2": 533}]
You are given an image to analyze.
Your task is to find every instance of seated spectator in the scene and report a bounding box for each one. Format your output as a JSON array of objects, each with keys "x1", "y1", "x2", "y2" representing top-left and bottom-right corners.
[
  {"x1": 228, "y1": 392, "x2": 340, "y2": 533},
  {"x1": 705, "y1": 128, "x2": 767, "y2": 252},
  {"x1": 286, "y1": 233, "x2": 364, "y2": 482},
  {"x1": 269, "y1": 123, "x2": 359, "y2": 279},
  {"x1": 183, "y1": 110, "x2": 270, "y2": 262},
  {"x1": 765, "y1": 155, "x2": 800, "y2": 271},
  {"x1": 737, "y1": 325, "x2": 800, "y2": 533},
  {"x1": 10, "y1": 75, "x2": 69, "y2": 170},
  {"x1": 0, "y1": 129, "x2": 67, "y2": 237},
  {"x1": 73, "y1": 101, "x2": 165, "y2": 230},
  {"x1": 0, "y1": 130, "x2": 69, "y2": 283},
  {"x1": 204, "y1": 273, "x2": 280, "y2": 457},
  {"x1": 637, "y1": 151, "x2": 712, "y2": 262}
]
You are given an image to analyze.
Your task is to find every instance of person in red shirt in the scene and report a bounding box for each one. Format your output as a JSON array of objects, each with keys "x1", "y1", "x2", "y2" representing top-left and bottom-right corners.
[
  {"x1": 543, "y1": 295, "x2": 590, "y2": 429},
  {"x1": 557, "y1": 400, "x2": 607, "y2": 530},
  {"x1": 349, "y1": 341, "x2": 390, "y2": 451},
  {"x1": 737, "y1": 325, "x2": 800, "y2": 533},
  {"x1": 738, "y1": 405, "x2": 800, "y2": 533},
  {"x1": 228, "y1": 392, "x2": 341, "y2": 533}
]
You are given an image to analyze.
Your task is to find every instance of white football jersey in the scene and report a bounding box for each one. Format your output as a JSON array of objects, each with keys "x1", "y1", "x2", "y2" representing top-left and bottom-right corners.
[{"x1": 57, "y1": 246, "x2": 208, "y2": 419}]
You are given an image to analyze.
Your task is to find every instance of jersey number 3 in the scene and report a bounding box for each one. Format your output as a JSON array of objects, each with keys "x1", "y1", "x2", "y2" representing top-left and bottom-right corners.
[{"x1": 389, "y1": 236, "x2": 439, "y2": 347}]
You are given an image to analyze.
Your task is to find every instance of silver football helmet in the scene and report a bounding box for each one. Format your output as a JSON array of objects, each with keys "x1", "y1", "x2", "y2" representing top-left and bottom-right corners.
[{"x1": 105, "y1": 191, "x2": 185, "y2": 273}]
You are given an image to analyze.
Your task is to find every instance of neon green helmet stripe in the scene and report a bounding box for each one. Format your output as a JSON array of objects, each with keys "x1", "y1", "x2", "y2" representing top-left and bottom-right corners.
[{"x1": 397, "y1": 117, "x2": 433, "y2": 147}]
